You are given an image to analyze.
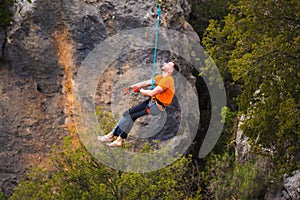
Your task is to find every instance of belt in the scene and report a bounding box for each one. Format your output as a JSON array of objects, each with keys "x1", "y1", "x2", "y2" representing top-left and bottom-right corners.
[{"x1": 151, "y1": 97, "x2": 166, "y2": 111}]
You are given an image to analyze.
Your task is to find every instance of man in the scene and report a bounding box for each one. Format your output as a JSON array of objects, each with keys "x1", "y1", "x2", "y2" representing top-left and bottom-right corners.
[{"x1": 97, "y1": 61, "x2": 176, "y2": 147}]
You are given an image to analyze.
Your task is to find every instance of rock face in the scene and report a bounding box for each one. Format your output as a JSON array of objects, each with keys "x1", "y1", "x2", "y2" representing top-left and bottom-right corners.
[
  {"x1": 283, "y1": 170, "x2": 300, "y2": 200},
  {"x1": 265, "y1": 170, "x2": 300, "y2": 200},
  {"x1": 235, "y1": 114, "x2": 254, "y2": 164},
  {"x1": 236, "y1": 116, "x2": 300, "y2": 200},
  {"x1": 0, "y1": 0, "x2": 198, "y2": 194}
]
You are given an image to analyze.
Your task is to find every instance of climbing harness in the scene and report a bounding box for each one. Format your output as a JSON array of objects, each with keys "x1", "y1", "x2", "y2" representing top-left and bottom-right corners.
[{"x1": 151, "y1": 0, "x2": 162, "y2": 89}]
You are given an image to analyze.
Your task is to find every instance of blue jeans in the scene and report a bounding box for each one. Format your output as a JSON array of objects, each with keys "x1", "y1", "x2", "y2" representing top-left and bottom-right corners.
[{"x1": 112, "y1": 98, "x2": 162, "y2": 139}]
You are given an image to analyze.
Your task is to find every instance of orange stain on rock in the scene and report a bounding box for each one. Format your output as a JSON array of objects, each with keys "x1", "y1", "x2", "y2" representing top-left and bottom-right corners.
[{"x1": 52, "y1": 29, "x2": 79, "y2": 145}]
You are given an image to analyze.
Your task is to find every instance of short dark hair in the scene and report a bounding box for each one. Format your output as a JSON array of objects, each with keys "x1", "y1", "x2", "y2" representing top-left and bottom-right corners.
[{"x1": 172, "y1": 61, "x2": 179, "y2": 72}]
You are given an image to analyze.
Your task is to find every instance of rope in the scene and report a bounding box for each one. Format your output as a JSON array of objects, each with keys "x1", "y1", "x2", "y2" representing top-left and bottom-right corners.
[{"x1": 151, "y1": 1, "x2": 162, "y2": 89}]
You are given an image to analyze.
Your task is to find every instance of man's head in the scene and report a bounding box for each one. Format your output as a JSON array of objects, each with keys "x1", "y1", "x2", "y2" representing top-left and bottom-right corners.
[{"x1": 161, "y1": 62, "x2": 175, "y2": 75}]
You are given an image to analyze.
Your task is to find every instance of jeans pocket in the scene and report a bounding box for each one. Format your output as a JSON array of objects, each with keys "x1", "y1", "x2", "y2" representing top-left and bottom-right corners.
[{"x1": 149, "y1": 101, "x2": 161, "y2": 115}]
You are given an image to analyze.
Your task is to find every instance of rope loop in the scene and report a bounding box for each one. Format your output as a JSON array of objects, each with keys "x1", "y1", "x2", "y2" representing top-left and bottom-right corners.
[
  {"x1": 156, "y1": 0, "x2": 162, "y2": 6},
  {"x1": 151, "y1": 0, "x2": 162, "y2": 90}
]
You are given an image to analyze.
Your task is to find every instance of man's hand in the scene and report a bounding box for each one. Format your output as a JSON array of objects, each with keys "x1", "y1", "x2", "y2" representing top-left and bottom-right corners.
[
  {"x1": 122, "y1": 86, "x2": 140, "y2": 95},
  {"x1": 132, "y1": 86, "x2": 140, "y2": 93},
  {"x1": 122, "y1": 87, "x2": 131, "y2": 95}
]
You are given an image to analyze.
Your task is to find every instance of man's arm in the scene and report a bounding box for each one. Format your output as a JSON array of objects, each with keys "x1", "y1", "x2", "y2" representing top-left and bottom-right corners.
[
  {"x1": 140, "y1": 86, "x2": 164, "y2": 97},
  {"x1": 130, "y1": 79, "x2": 152, "y2": 88},
  {"x1": 123, "y1": 79, "x2": 153, "y2": 94}
]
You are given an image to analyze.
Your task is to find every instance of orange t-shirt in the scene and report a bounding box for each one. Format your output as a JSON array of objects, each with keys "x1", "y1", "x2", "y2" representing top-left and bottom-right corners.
[{"x1": 153, "y1": 75, "x2": 175, "y2": 106}]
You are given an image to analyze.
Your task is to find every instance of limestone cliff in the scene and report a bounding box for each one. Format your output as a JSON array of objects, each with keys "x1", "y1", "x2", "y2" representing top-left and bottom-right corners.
[{"x1": 0, "y1": 0, "x2": 198, "y2": 194}]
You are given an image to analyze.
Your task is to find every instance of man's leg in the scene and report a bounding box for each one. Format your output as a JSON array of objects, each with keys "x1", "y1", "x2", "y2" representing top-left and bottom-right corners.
[
  {"x1": 112, "y1": 110, "x2": 134, "y2": 139},
  {"x1": 128, "y1": 99, "x2": 150, "y2": 121},
  {"x1": 106, "y1": 99, "x2": 150, "y2": 146}
]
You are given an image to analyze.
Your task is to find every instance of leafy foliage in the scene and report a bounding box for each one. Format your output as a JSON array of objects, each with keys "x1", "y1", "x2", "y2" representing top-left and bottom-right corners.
[
  {"x1": 0, "y1": 192, "x2": 7, "y2": 200},
  {"x1": 0, "y1": 0, "x2": 13, "y2": 27},
  {"x1": 188, "y1": 0, "x2": 238, "y2": 41},
  {"x1": 203, "y1": 0, "x2": 300, "y2": 181},
  {"x1": 0, "y1": 0, "x2": 33, "y2": 28},
  {"x1": 11, "y1": 137, "x2": 202, "y2": 200},
  {"x1": 95, "y1": 106, "x2": 116, "y2": 133},
  {"x1": 202, "y1": 152, "x2": 269, "y2": 199},
  {"x1": 11, "y1": 105, "x2": 203, "y2": 199}
]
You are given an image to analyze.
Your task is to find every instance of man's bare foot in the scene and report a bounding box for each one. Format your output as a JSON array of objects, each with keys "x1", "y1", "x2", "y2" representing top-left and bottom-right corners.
[
  {"x1": 97, "y1": 132, "x2": 114, "y2": 142},
  {"x1": 106, "y1": 136, "x2": 123, "y2": 147}
]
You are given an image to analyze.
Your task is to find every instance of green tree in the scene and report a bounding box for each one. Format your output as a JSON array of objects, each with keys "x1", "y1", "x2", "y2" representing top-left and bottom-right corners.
[
  {"x1": 0, "y1": 0, "x2": 33, "y2": 28},
  {"x1": 0, "y1": 0, "x2": 13, "y2": 28},
  {"x1": 202, "y1": 152, "x2": 269, "y2": 199},
  {"x1": 11, "y1": 106, "x2": 203, "y2": 199},
  {"x1": 11, "y1": 137, "x2": 202, "y2": 200},
  {"x1": 203, "y1": 0, "x2": 300, "y2": 180},
  {"x1": 0, "y1": 192, "x2": 7, "y2": 200},
  {"x1": 188, "y1": 0, "x2": 238, "y2": 41}
]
